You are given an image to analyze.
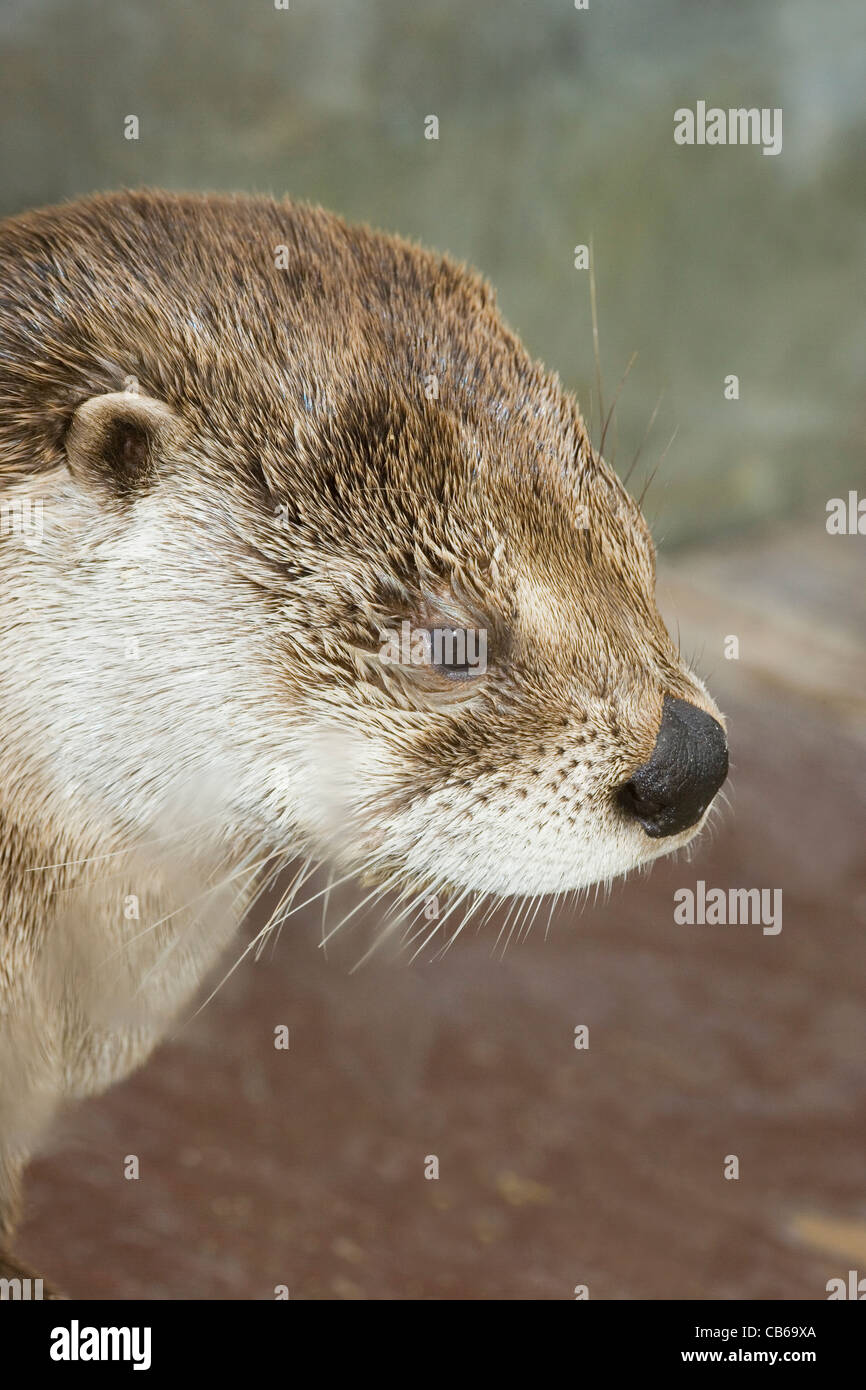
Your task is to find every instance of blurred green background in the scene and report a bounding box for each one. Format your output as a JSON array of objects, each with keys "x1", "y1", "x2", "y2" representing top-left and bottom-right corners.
[{"x1": 1, "y1": 0, "x2": 863, "y2": 545}]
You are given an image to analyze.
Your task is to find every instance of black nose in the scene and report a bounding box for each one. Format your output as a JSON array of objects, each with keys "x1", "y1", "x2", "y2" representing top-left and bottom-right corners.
[{"x1": 616, "y1": 696, "x2": 728, "y2": 838}]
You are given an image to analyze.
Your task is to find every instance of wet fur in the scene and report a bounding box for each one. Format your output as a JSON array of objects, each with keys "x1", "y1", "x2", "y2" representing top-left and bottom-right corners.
[{"x1": 0, "y1": 190, "x2": 723, "y2": 1282}]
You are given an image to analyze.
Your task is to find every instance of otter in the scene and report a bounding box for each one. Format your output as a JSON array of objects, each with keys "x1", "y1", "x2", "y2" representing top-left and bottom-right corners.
[{"x1": 0, "y1": 190, "x2": 728, "y2": 1291}]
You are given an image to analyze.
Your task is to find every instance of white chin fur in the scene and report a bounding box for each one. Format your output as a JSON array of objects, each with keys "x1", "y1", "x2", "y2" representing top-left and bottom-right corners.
[
  {"x1": 286, "y1": 732, "x2": 706, "y2": 901},
  {"x1": 389, "y1": 815, "x2": 700, "y2": 898}
]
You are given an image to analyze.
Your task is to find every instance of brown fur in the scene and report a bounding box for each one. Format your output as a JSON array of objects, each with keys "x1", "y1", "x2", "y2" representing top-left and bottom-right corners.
[{"x1": 0, "y1": 191, "x2": 723, "y2": 1289}]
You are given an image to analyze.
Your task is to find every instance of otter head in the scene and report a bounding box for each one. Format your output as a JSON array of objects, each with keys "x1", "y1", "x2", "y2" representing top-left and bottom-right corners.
[
  {"x1": 238, "y1": 385, "x2": 729, "y2": 904},
  {"x1": 0, "y1": 192, "x2": 727, "y2": 922}
]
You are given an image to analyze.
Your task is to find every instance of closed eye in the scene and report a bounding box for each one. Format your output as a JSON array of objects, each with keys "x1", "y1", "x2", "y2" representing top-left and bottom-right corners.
[{"x1": 427, "y1": 626, "x2": 488, "y2": 680}]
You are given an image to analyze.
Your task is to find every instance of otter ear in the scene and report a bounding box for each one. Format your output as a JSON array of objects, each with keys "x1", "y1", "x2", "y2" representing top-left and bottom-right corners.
[{"x1": 65, "y1": 383, "x2": 182, "y2": 497}]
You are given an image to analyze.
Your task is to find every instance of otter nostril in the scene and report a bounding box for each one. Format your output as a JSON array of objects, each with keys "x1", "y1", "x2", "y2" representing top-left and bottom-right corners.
[
  {"x1": 617, "y1": 778, "x2": 664, "y2": 817},
  {"x1": 617, "y1": 781, "x2": 661, "y2": 821},
  {"x1": 616, "y1": 696, "x2": 728, "y2": 839}
]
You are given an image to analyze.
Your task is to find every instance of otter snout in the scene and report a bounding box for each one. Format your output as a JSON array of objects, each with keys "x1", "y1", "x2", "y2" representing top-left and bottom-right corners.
[{"x1": 617, "y1": 696, "x2": 728, "y2": 838}]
